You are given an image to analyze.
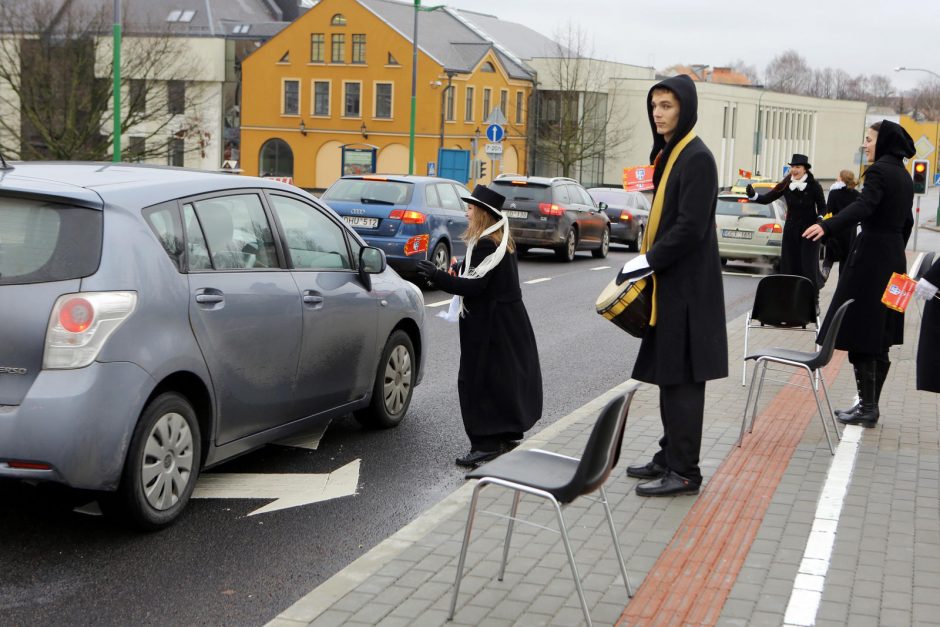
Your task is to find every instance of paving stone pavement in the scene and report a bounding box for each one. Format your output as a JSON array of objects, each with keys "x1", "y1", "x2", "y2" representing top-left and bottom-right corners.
[{"x1": 268, "y1": 258, "x2": 940, "y2": 627}]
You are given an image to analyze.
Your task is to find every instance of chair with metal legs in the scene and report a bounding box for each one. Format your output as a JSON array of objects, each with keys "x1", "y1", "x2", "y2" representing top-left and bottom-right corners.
[
  {"x1": 448, "y1": 385, "x2": 639, "y2": 627},
  {"x1": 738, "y1": 299, "x2": 853, "y2": 455}
]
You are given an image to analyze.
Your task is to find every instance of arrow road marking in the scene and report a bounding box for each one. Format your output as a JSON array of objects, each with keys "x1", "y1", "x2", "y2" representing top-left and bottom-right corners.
[
  {"x1": 275, "y1": 421, "x2": 331, "y2": 450},
  {"x1": 192, "y1": 459, "x2": 360, "y2": 516},
  {"x1": 524, "y1": 277, "x2": 552, "y2": 285}
]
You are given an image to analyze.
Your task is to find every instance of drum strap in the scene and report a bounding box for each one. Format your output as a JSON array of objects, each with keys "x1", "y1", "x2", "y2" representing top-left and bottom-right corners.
[{"x1": 642, "y1": 131, "x2": 697, "y2": 326}]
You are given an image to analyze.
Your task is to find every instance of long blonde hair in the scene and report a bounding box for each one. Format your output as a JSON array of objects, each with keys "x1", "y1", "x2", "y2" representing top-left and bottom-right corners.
[
  {"x1": 463, "y1": 205, "x2": 515, "y2": 253},
  {"x1": 839, "y1": 169, "x2": 857, "y2": 189}
]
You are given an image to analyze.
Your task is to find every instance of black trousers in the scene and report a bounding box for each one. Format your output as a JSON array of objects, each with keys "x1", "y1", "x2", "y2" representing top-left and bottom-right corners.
[
  {"x1": 469, "y1": 432, "x2": 523, "y2": 451},
  {"x1": 650, "y1": 382, "x2": 705, "y2": 485}
]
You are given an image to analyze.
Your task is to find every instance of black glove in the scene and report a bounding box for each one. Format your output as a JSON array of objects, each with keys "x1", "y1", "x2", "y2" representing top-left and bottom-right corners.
[
  {"x1": 416, "y1": 260, "x2": 438, "y2": 280},
  {"x1": 745, "y1": 183, "x2": 756, "y2": 198}
]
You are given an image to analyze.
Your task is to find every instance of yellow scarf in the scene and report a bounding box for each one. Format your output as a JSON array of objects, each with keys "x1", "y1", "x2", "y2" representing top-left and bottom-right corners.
[{"x1": 641, "y1": 131, "x2": 696, "y2": 326}]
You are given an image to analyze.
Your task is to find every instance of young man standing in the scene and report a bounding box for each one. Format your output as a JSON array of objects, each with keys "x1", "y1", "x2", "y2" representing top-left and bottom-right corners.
[{"x1": 617, "y1": 75, "x2": 727, "y2": 496}]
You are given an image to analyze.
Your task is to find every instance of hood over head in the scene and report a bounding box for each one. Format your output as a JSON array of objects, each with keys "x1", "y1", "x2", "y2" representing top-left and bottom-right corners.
[
  {"x1": 875, "y1": 119, "x2": 916, "y2": 161},
  {"x1": 647, "y1": 75, "x2": 698, "y2": 188}
]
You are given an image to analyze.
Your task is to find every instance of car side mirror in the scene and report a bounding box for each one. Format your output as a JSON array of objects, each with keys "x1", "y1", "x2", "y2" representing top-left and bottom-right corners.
[
  {"x1": 360, "y1": 246, "x2": 386, "y2": 274},
  {"x1": 597, "y1": 201, "x2": 608, "y2": 210}
]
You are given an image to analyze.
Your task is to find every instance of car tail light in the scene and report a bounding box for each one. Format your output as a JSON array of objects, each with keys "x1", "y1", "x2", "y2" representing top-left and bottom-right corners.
[
  {"x1": 404, "y1": 234, "x2": 429, "y2": 256},
  {"x1": 6, "y1": 460, "x2": 52, "y2": 470},
  {"x1": 388, "y1": 209, "x2": 426, "y2": 224},
  {"x1": 758, "y1": 223, "x2": 782, "y2": 233},
  {"x1": 619, "y1": 210, "x2": 634, "y2": 222},
  {"x1": 43, "y1": 291, "x2": 137, "y2": 369},
  {"x1": 538, "y1": 203, "x2": 565, "y2": 216}
]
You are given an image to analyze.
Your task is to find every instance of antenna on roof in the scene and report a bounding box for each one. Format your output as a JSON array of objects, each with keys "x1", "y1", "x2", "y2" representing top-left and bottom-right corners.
[{"x1": 0, "y1": 149, "x2": 13, "y2": 171}]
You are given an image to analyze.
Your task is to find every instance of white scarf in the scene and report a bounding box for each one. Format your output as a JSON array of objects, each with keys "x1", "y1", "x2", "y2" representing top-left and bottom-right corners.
[
  {"x1": 789, "y1": 173, "x2": 808, "y2": 192},
  {"x1": 438, "y1": 215, "x2": 510, "y2": 322},
  {"x1": 829, "y1": 180, "x2": 846, "y2": 191}
]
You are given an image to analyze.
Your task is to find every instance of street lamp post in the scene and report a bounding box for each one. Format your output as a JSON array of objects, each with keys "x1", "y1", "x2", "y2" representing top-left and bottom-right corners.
[
  {"x1": 895, "y1": 66, "x2": 940, "y2": 222},
  {"x1": 112, "y1": 0, "x2": 121, "y2": 161},
  {"x1": 408, "y1": 1, "x2": 444, "y2": 175}
]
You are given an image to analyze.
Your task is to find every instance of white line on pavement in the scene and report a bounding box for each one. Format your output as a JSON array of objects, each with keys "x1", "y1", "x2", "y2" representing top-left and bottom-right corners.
[
  {"x1": 426, "y1": 299, "x2": 452, "y2": 307},
  {"x1": 722, "y1": 271, "x2": 763, "y2": 279},
  {"x1": 783, "y1": 425, "x2": 861, "y2": 627},
  {"x1": 524, "y1": 277, "x2": 552, "y2": 284},
  {"x1": 591, "y1": 266, "x2": 612, "y2": 271}
]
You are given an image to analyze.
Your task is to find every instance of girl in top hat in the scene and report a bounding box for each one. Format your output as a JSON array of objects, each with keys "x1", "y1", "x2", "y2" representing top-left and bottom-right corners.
[
  {"x1": 417, "y1": 185, "x2": 543, "y2": 467},
  {"x1": 747, "y1": 154, "x2": 826, "y2": 287}
]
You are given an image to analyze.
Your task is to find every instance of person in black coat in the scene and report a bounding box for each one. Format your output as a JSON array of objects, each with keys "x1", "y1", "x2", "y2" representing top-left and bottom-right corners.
[
  {"x1": 821, "y1": 169, "x2": 861, "y2": 278},
  {"x1": 617, "y1": 75, "x2": 727, "y2": 496},
  {"x1": 747, "y1": 154, "x2": 826, "y2": 288},
  {"x1": 804, "y1": 120, "x2": 915, "y2": 427},
  {"x1": 914, "y1": 258, "x2": 940, "y2": 393},
  {"x1": 417, "y1": 185, "x2": 542, "y2": 467}
]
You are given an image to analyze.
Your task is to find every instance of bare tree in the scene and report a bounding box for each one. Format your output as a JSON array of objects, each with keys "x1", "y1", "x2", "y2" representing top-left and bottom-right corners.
[
  {"x1": 909, "y1": 78, "x2": 940, "y2": 121},
  {"x1": 534, "y1": 23, "x2": 632, "y2": 181},
  {"x1": 764, "y1": 50, "x2": 812, "y2": 95},
  {"x1": 0, "y1": 0, "x2": 212, "y2": 161},
  {"x1": 867, "y1": 74, "x2": 895, "y2": 108}
]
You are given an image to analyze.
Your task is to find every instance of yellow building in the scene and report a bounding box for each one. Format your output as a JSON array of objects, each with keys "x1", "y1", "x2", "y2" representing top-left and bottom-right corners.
[
  {"x1": 899, "y1": 114, "x2": 940, "y2": 181},
  {"x1": 240, "y1": 0, "x2": 534, "y2": 190}
]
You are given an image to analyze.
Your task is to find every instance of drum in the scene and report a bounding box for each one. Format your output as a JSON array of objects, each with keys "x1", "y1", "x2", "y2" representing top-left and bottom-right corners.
[{"x1": 595, "y1": 273, "x2": 653, "y2": 338}]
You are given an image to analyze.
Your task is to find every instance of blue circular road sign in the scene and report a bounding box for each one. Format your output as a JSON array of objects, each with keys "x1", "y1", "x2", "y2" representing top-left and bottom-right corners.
[{"x1": 486, "y1": 124, "x2": 504, "y2": 143}]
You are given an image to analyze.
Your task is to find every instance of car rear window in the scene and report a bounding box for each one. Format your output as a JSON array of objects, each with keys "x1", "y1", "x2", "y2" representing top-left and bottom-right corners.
[
  {"x1": 716, "y1": 197, "x2": 774, "y2": 219},
  {"x1": 490, "y1": 183, "x2": 550, "y2": 203},
  {"x1": 587, "y1": 190, "x2": 629, "y2": 206},
  {"x1": 322, "y1": 179, "x2": 414, "y2": 205},
  {"x1": 0, "y1": 197, "x2": 102, "y2": 285}
]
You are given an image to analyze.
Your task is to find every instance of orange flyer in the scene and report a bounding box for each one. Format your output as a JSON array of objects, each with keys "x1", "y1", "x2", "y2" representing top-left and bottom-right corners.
[{"x1": 622, "y1": 165, "x2": 655, "y2": 192}]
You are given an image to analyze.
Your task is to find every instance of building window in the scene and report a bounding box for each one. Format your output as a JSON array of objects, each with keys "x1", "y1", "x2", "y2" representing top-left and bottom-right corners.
[
  {"x1": 259, "y1": 138, "x2": 293, "y2": 178},
  {"x1": 331, "y1": 34, "x2": 345, "y2": 63},
  {"x1": 482, "y1": 88, "x2": 491, "y2": 120},
  {"x1": 515, "y1": 90, "x2": 524, "y2": 124},
  {"x1": 481, "y1": 61, "x2": 495, "y2": 73},
  {"x1": 283, "y1": 79, "x2": 300, "y2": 115},
  {"x1": 310, "y1": 33, "x2": 324, "y2": 62},
  {"x1": 128, "y1": 137, "x2": 145, "y2": 162},
  {"x1": 387, "y1": 52, "x2": 399, "y2": 65},
  {"x1": 344, "y1": 82, "x2": 361, "y2": 117},
  {"x1": 331, "y1": 13, "x2": 346, "y2": 26},
  {"x1": 278, "y1": 50, "x2": 290, "y2": 63},
  {"x1": 351, "y1": 34, "x2": 366, "y2": 64},
  {"x1": 129, "y1": 79, "x2": 147, "y2": 115},
  {"x1": 167, "y1": 80, "x2": 185, "y2": 114},
  {"x1": 374, "y1": 82, "x2": 392, "y2": 119},
  {"x1": 464, "y1": 86, "x2": 474, "y2": 121},
  {"x1": 313, "y1": 80, "x2": 330, "y2": 116},
  {"x1": 168, "y1": 137, "x2": 184, "y2": 167},
  {"x1": 445, "y1": 85, "x2": 455, "y2": 121},
  {"x1": 499, "y1": 89, "x2": 507, "y2": 117}
]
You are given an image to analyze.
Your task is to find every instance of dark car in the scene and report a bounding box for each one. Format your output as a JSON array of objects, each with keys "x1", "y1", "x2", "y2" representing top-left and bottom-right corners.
[
  {"x1": 586, "y1": 187, "x2": 651, "y2": 251},
  {"x1": 487, "y1": 175, "x2": 610, "y2": 262},
  {"x1": 0, "y1": 162, "x2": 425, "y2": 529},
  {"x1": 320, "y1": 174, "x2": 469, "y2": 281}
]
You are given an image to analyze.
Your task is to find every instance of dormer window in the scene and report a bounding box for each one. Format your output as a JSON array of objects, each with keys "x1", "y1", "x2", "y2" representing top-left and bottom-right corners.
[
  {"x1": 166, "y1": 9, "x2": 195, "y2": 22},
  {"x1": 331, "y1": 13, "x2": 346, "y2": 26},
  {"x1": 233, "y1": 24, "x2": 251, "y2": 34}
]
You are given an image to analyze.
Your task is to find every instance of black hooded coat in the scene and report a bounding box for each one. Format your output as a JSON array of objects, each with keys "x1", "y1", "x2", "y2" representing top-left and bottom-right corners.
[
  {"x1": 632, "y1": 75, "x2": 728, "y2": 385},
  {"x1": 817, "y1": 119, "x2": 915, "y2": 354},
  {"x1": 917, "y1": 258, "x2": 940, "y2": 392}
]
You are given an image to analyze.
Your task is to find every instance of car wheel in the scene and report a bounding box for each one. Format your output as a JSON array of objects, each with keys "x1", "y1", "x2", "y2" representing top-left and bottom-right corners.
[
  {"x1": 426, "y1": 241, "x2": 449, "y2": 288},
  {"x1": 629, "y1": 225, "x2": 644, "y2": 252},
  {"x1": 720, "y1": 257, "x2": 728, "y2": 266},
  {"x1": 516, "y1": 245, "x2": 529, "y2": 257},
  {"x1": 108, "y1": 392, "x2": 201, "y2": 531},
  {"x1": 592, "y1": 227, "x2": 610, "y2": 259},
  {"x1": 555, "y1": 228, "x2": 577, "y2": 262},
  {"x1": 355, "y1": 330, "x2": 415, "y2": 429}
]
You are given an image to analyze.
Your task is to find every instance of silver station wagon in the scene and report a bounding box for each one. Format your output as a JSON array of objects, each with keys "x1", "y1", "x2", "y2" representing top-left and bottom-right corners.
[{"x1": 0, "y1": 162, "x2": 425, "y2": 529}]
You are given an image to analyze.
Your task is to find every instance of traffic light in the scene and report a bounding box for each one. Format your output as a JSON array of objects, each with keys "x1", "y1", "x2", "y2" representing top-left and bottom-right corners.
[
  {"x1": 912, "y1": 159, "x2": 929, "y2": 195},
  {"x1": 475, "y1": 159, "x2": 487, "y2": 180}
]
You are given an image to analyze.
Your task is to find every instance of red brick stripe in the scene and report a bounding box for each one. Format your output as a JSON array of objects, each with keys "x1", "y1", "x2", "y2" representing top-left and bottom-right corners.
[{"x1": 618, "y1": 352, "x2": 847, "y2": 626}]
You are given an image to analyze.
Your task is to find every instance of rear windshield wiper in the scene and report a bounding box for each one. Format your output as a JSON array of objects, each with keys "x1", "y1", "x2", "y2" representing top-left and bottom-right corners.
[{"x1": 361, "y1": 197, "x2": 395, "y2": 205}]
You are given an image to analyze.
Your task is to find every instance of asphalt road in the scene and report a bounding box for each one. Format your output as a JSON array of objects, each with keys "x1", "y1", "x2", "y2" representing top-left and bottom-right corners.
[{"x1": 0, "y1": 245, "x2": 767, "y2": 626}]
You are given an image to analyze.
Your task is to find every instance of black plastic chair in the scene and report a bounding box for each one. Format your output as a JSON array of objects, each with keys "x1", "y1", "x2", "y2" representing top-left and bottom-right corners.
[
  {"x1": 742, "y1": 274, "x2": 820, "y2": 386},
  {"x1": 448, "y1": 386, "x2": 639, "y2": 627},
  {"x1": 738, "y1": 299, "x2": 853, "y2": 455},
  {"x1": 911, "y1": 251, "x2": 936, "y2": 281}
]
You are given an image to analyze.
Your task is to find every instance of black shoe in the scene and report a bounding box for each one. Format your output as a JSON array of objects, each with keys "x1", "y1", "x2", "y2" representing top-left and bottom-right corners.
[
  {"x1": 501, "y1": 440, "x2": 521, "y2": 453},
  {"x1": 837, "y1": 406, "x2": 879, "y2": 428},
  {"x1": 834, "y1": 402, "x2": 859, "y2": 418},
  {"x1": 455, "y1": 449, "x2": 501, "y2": 468},
  {"x1": 635, "y1": 470, "x2": 700, "y2": 497},
  {"x1": 626, "y1": 460, "x2": 667, "y2": 479}
]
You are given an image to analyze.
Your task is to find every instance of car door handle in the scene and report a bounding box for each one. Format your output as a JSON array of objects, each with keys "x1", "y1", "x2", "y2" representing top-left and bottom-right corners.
[
  {"x1": 303, "y1": 293, "x2": 324, "y2": 305},
  {"x1": 195, "y1": 293, "x2": 224, "y2": 304}
]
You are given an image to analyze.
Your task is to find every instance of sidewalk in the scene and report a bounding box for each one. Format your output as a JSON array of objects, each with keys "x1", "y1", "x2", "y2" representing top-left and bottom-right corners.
[{"x1": 267, "y1": 261, "x2": 940, "y2": 627}]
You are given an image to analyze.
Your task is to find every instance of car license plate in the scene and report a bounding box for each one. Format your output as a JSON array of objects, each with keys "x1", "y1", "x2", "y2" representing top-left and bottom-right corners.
[
  {"x1": 505, "y1": 210, "x2": 527, "y2": 219},
  {"x1": 343, "y1": 216, "x2": 379, "y2": 229},
  {"x1": 721, "y1": 229, "x2": 752, "y2": 240}
]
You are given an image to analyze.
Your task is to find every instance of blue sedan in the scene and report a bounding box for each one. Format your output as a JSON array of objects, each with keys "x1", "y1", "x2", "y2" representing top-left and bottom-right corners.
[{"x1": 321, "y1": 175, "x2": 469, "y2": 282}]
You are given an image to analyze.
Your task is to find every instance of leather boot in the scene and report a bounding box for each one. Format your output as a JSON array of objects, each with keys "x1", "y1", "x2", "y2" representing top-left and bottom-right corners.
[
  {"x1": 835, "y1": 363, "x2": 864, "y2": 418},
  {"x1": 839, "y1": 361, "x2": 879, "y2": 427}
]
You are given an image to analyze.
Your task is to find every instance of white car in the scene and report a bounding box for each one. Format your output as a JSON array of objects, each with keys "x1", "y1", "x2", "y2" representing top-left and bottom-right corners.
[{"x1": 715, "y1": 193, "x2": 786, "y2": 271}]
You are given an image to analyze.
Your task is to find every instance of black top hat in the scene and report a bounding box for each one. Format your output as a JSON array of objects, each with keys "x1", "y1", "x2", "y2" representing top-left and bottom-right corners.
[
  {"x1": 788, "y1": 154, "x2": 811, "y2": 169},
  {"x1": 460, "y1": 184, "x2": 505, "y2": 218}
]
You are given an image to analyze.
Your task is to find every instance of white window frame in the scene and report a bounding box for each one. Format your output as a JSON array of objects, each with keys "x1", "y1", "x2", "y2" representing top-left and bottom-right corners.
[
  {"x1": 342, "y1": 80, "x2": 362, "y2": 119},
  {"x1": 373, "y1": 81, "x2": 394, "y2": 119},
  {"x1": 311, "y1": 79, "x2": 331, "y2": 117},
  {"x1": 515, "y1": 90, "x2": 524, "y2": 124},
  {"x1": 281, "y1": 78, "x2": 301, "y2": 116}
]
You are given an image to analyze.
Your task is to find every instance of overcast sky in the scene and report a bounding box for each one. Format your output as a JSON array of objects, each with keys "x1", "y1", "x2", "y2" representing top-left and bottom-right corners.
[{"x1": 441, "y1": 0, "x2": 940, "y2": 92}]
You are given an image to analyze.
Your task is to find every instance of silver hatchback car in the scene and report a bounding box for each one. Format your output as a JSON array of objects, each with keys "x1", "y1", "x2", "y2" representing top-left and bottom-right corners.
[{"x1": 0, "y1": 162, "x2": 425, "y2": 529}]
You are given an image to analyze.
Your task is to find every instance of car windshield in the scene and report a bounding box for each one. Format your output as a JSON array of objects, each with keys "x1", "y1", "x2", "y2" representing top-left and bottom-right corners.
[
  {"x1": 322, "y1": 179, "x2": 414, "y2": 205},
  {"x1": 491, "y1": 183, "x2": 550, "y2": 203},
  {"x1": 716, "y1": 197, "x2": 775, "y2": 219},
  {"x1": 587, "y1": 190, "x2": 630, "y2": 206},
  {"x1": 0, "y1": 197, "x2": 103, "y2": 285}
]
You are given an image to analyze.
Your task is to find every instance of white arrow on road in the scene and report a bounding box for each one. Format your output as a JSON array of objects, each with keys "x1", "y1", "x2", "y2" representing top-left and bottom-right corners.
[{"x1": 191, "y1": 459, "x2": 360, "y2": 516}]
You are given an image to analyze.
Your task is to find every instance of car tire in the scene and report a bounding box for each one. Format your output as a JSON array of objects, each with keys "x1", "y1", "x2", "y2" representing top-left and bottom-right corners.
[
  {"x1": 355, "y1": 330, "x2": 415, "y2": 429},
  {"x1": 629, "y1": 225, "x2": 643, "y2": 252},
  {"x1": 555, "y1": 228, "x2": 577, "y2": 262},
  {"x1": 516, "y1": 245, "x2": 529, "y2": 257},
  {"x1": 426, "y1": 241, "x2": 449, "y2": 288},
  {"x1": 592, "y1": 227, "x2": 610, "y2": 259},
  {"x1": 107, "y1": 392, "x2": 201, "y2": 531}
]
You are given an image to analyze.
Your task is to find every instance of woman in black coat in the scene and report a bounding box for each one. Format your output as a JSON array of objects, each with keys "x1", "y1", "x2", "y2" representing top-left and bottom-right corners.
[
  {"x1": 821, "y1": 169, "x2": 861, "y2": 277},
  {"x1": 747, "y1": 154, "x2": 826, "y2": 287},
  {"x1": 915, "y1": 258, "x2": 940, "y2": 393},
  {"x1": 417, "y1": 185, "x2": 542, "y2": 467},
  {"x1": 804, "y1": 120, "x2": 915, "y2": 427}
]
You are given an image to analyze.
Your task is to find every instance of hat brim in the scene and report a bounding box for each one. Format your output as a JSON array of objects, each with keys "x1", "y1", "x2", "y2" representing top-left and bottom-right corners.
[
  {"x1": 788, "y1": 162, "x2": 811, "y2": 168},
  {"x1": 461, "y1": 196, "x2": 504, "y2": 218}
]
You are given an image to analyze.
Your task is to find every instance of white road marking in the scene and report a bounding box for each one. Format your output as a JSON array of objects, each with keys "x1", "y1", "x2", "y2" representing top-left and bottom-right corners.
[
  {"x1": 426, "y1": 299, "x2": 453, "y2": 308},
  {"x1": 524, "y1": 277, "x2": 552, "y2": 284},
  {"x1": 192, "y1": 459, "x2": 360, "y2": 516},
  {"x1": 591, "y1": 266, "x2": 612, "y2": 271},
  {"x1": 275, "y1": 422, "x2": 330, "y2": 450},
  {"x1": 722, "y1": 271, "x2": 763, "y2": 279},
  {"x1": 783, "y1": 426, "x2": 861, "y2": 627}
]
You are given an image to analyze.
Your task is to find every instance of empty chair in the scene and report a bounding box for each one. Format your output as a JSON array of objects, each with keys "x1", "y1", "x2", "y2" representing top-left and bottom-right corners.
[
  {"x1": 742, "y1": 274, "x2": 820, "y2": 385},
  {"x1": 448, "y1": 386, "x2": 639, "y2": 627},
  {"x1": 738, "y1": 299, "x2": 853, "y2": 455},
  {"x1": 911, "y1": 251, "x2": 935, "y2": 281}
]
